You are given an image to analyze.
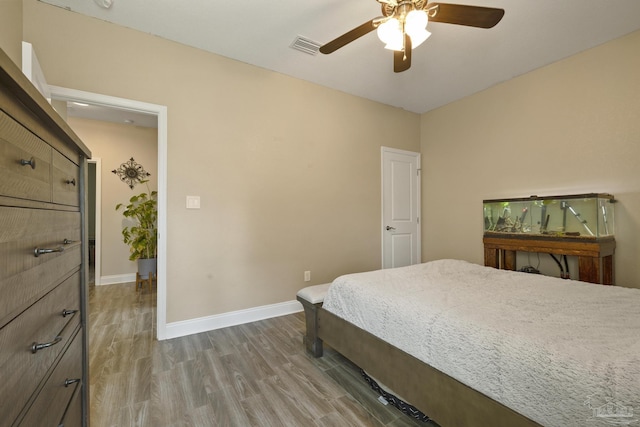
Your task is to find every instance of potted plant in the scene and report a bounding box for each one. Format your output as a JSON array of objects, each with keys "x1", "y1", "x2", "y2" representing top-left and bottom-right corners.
[{"x1": 115, "y1": 181, "x2": 158, "y2": 278}]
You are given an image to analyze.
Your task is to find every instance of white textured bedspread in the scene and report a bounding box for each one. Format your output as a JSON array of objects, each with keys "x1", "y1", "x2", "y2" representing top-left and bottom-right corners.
[{"x1": 322, "y1": 259, "x2": 640, "y2": 427}]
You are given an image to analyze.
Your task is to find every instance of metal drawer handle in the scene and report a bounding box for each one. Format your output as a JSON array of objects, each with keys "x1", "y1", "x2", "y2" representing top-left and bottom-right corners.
[
  {"x1": 20, "y1": 157, "x2": 36, "y2": 169},
  {"x1": 64, "y1": 378, "x2": 81, "y2": 387},
  {"x1": 65, "y1": 178, "x2": 76, "y2": 186},
  {"x1": 62, "y1": 309, "x2": 78, "y2": 318},
  {"x1": 31, "y1": 335, "x2": 62, "y2": 354},
  {"x1": 34, "y1": 246, "x2": 65, "y2": 257}
]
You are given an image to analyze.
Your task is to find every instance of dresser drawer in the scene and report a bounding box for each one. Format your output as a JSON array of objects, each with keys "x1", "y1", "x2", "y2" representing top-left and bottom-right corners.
[
  {"x1": 1, "y1": 47, "x2": 89, "y2": 427},
  {"x1": 0, "y1": 207, "x2": 81, "y2": 327},
  {"x1": 52, "y1": 150, "x2": 80, "y2": 206},
  {"x1": 0, "y1": 272, "x2": 81, "y2": 424},
  {"x1": 17, "y1": 327, "x2": 83, "y2": 427},
  {"x1": 0, "y1": 109, "x2": 52, "y2": 202},
  {"x1": 59, "y1": 382, "x2": 83, "y2": 427}
]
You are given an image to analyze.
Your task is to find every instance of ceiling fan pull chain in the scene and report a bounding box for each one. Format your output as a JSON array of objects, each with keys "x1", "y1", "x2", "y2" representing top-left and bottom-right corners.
[{"x1": 402, "y1": 21, "x2": 407, "y2": 58}]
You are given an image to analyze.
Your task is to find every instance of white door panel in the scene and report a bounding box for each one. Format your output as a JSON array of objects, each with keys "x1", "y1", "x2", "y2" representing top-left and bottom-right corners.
[
  {"x1": 390, "y1": 233, "x2": 413, "y2": 267},
  {"x1": 382, "y1": 147, "x2": 420, "y2": 269}
]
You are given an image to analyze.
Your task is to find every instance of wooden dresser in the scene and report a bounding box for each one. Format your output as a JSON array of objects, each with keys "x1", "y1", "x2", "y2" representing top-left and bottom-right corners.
[{"x1": 0, "y1": 48, "x2": 91, "y2": 426}]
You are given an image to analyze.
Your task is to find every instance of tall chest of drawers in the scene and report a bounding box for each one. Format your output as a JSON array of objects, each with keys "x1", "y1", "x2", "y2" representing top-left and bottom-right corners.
[{"x1": 0, "y1": 48, "x2": 91, "y2": 426}]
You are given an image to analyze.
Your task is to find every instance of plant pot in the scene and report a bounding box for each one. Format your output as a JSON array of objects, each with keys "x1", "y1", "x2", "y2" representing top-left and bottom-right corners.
[{"x1": 137, "y1": 258, "x2": 157, "y2": 278}]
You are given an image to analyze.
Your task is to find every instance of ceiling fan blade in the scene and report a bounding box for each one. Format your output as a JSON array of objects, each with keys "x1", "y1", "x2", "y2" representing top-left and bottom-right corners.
[
  {"x1": 427, "y1": 3, "x2": 504, "y2": 29},
  {"x1": 393, "y1": 34, "x2": 412, "y2": 73},
  {"x1": 319, "y1": 20, "x2": 377, "y2": 54}
]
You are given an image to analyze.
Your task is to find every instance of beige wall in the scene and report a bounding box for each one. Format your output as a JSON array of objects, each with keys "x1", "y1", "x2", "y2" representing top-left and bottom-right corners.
[
  {"x1": 421, "y1": 30, "x2": 640, "y2": 288},
  {"x1": 6, "y1": 0, "x2": 637, "y2": 324},
  {"x1": 0, "y1": 0, "x2": 23, "y2": 65},
  {"x1": 22, "y1": 0, "x2": 421, "y2": 322},
  {"x1": 67, "y1": 117, "x2": 158, "y2": 278}
]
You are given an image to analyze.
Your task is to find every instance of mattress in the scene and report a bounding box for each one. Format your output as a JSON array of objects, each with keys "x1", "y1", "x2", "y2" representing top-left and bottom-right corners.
[{"x1": 322, "y1": 259, "x2": 640, "y2": 427}]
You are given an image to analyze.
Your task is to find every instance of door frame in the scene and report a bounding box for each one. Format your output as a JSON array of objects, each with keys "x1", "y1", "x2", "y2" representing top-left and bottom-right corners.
[
  {"x1": 381, "y1": 146, "x2": 421, "y2": 268},
  {"x1": 49, "y1": 85, "x2": 169, "y2": 340},
  {"x1": 88, "y1": 158, "x2": 101, "y2": 286}
]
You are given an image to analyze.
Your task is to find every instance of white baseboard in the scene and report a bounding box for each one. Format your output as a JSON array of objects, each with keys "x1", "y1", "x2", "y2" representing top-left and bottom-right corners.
[
  {"x1": 164, "y1": 300, "x2": 304, "y2": 340},
  {"x1": 98, "y1": 273, "x2": 136, "y2": 286}
]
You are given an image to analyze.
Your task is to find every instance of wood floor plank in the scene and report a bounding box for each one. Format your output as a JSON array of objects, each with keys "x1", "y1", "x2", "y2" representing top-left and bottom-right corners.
[
  {"x1": 256, "y1": 374, "x2": 320, "y2": 426},
  {"x1": 175, "y1": 358, "x2": 211, "y2": 409},
  {"x1": 179, "y1": 402, "x2": 218, "y2": 427},
  {"x1": 317, "y1": 411, "x2": 360, "y2": 427},
  {"x1": 236, "y1": 321, "x2": 262, "y2": 338},
  {"x1": 131, "y1": 356, "x2": 152, "y2": 404},
  {"x1": 89, "y1": 283, "x2": 438, "y2": 427},
  {"x1": 96, "y1": 371, "x2": 134, "y2": 422},
  {"x1": 261, "y1": 323, "x2": 301, "y2": 356},
  {"x1": 237, "y1": 340, "x2": 277, "y2": 379},
  {"x1": 270, "y1": 363, "x2": 338, "y2": 419},
  {"x1": 246, "y1": 331, "x2": 290, "y2": 368},
  {"x1": 116, "y1": 401, "x2": 150, "y2": 427},
  {"x1": 287, "y1": 353, "x2": 352, "y2": 399},
  {"x1": 195, "y1": 348, "x2": 231, "y2": 395},
  {"x1": 149, "y1": 338, "x2": 176, "y2": 372},
  {"x1": 331, "y1": 394, "x2": 388, "y2": 427},
  {"x1": 240, "y1": 392, "x2": 286, "y2": 427},
  {"x1": 207, "y1": 326, "x2": 249, "y2": 356},
  {"x1": 219, "y1": 350, "x2": 261, "y2": 400},
  {"x1": 150, "y1": 369, "x2": 186, "y2": 425},
  {"x1": 109, "y1": 338, "x2": 135, "y2": 375},
  {"x1": 114, "y1": 312, "x2": 137, "y2": 341},
  {"x1": 208, "y1": 385, "x2": 252, "y2": 427}
]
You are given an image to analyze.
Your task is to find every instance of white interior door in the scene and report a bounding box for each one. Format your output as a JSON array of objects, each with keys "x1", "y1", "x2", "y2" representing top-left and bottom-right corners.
[{"x1": 382, "y1": 147, "x2": 421, "y2": 269}]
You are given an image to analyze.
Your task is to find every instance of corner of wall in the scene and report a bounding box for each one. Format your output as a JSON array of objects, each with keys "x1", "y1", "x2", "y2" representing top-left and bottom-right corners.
[{"x1": 0, "y1": 0, "x2": 23, "y2": 66}]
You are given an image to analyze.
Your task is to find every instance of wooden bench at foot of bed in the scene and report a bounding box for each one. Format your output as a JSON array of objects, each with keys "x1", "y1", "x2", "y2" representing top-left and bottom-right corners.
[
  {"x1": 296, "y1": 283, "x2": 329, "y2": 357},
  {"x1": 297, "y1": 284, "x2": 542, "y2": 427}
]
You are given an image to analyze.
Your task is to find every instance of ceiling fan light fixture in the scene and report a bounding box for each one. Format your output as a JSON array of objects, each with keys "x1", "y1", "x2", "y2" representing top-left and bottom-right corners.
[
  {"x1": 377, "y1": 18, "x2": 401, "y2": 44},
  {"x1": 318, "y1": 1, "x2": 505, "y2": 72},
  {"x1": 405, "y1": 9, "x2": 429, "y2": 48},
  {"x1": 409, "y1": 29, "x2": 431, "y2": 48},
  {"x1": 405, "y1": 9, "x2": 428, "y2": 33},
  {"x1": 377, "y1": 18, "x2": 404, "y2": 51},
  {"x1": 384, "y1": 39, "x2": 404, "y2": 51}
]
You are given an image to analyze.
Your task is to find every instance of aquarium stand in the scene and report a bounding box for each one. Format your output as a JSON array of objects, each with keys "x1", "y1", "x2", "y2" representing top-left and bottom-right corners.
[{"x1": 483, "y1": 234, "x2": 615, "y2": 285}]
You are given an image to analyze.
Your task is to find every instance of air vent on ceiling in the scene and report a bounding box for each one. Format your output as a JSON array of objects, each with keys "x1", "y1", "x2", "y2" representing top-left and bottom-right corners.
[{"x1": 290, "y1": 36, "x2": 322, "y2": 56}]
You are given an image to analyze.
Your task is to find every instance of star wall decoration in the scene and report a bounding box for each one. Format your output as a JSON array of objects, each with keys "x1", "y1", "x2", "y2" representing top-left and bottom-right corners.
[{"x1": 112, "y1": 157, "x2": 151, "y2": 189}]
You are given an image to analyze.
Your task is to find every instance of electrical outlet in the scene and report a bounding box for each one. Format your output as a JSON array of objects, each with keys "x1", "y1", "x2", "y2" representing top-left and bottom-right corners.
[{"x1": 304, "y1": 271, "x2": 311, "y2": 282}]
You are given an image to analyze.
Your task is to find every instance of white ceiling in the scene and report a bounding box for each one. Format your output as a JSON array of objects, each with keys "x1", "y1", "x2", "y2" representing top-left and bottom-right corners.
[
  {"x1": 65, "y1": 101, "x2": 158, "y2": 128},
  {"x1": 41, "y1": 0, "x2": 640, "y2": 115}
]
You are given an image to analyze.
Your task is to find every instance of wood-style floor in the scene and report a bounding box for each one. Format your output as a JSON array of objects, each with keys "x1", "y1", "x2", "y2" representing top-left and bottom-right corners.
[{"x1": 88, "y1": 282, "x2": 436, "y2": 427}]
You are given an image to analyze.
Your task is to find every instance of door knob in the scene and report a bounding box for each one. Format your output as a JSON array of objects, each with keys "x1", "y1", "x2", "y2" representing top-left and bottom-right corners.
[{"x1": 386, "y1": 226, "x2": 396, "y2": 231}]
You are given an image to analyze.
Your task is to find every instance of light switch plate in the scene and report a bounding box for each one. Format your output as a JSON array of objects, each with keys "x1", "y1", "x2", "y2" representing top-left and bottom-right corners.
[{"x1": 186, "y1": 196, "x2": 200, "y2": 209}]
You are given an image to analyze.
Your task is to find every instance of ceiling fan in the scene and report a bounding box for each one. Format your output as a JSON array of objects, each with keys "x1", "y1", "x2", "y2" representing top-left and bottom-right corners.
[{"x1": 319, "y1": 1, "x2": 505, "y2": 73}]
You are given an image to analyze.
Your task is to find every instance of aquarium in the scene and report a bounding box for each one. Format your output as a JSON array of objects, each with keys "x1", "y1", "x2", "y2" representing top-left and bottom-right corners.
[{"x1": 483, "y1": 193, "x2": 615, "y2": 238}]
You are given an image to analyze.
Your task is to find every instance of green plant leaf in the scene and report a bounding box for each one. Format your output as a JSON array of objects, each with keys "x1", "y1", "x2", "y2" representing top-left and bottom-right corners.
[{"x1": 116, "y1": 182, "x2": 158, "y2": 260}]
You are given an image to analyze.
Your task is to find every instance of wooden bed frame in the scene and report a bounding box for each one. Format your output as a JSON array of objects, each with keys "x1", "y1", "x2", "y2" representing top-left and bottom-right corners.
[{"x1": 297, "y1": 296, "x2": 542, "y2": 427}]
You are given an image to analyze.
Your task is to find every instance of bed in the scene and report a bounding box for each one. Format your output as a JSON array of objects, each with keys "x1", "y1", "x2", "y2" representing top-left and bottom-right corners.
[{"x1": 298, "y1": 259, "x2": 640, "y2": 427}]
